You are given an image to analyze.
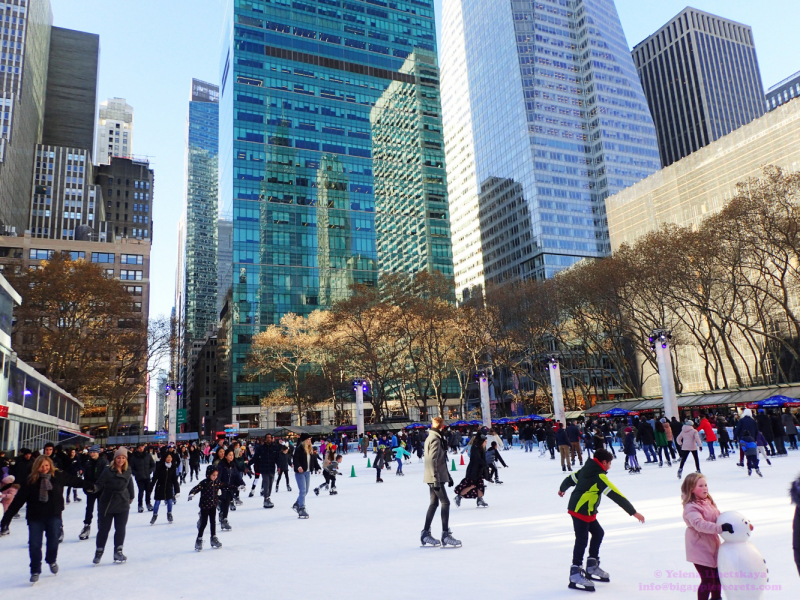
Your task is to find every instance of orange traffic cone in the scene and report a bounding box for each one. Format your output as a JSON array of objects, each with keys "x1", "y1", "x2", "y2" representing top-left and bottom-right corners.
[{"x1": 460, "y1": 455, "x2": 465, "y2": 466}]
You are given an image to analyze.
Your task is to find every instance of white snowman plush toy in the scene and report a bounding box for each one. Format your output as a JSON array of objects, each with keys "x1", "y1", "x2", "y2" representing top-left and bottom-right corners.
[{"x1": 716, "y1": 511, "x2": 768, "y2": 600}]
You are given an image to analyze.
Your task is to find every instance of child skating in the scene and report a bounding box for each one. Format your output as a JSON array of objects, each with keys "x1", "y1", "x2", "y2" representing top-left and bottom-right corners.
[
  {"x1": 485, "y1": 441, "x2": 508, "y2": 484},
  {"x1": 393, "y1": 445, "x2": 411, "y2": 475},
  {"x1": 739, "y1": 432, "x2": 762, "y2": 477},
  {"x1": 314, "y1": 453, "x2": 342, "y2": 495},
  {"x1": 374, "y1": 445, "x2": 386, "y2": 482},
  {"x1": 623, "y1": 427, "x2": 641, "y2": 473},
  {"x1": 558, "y1": 448, "x2": 645, "y2": 592},
  {"x1": 681, "y1": 473, "x2": 731, "y2": 600},
  {"x1": 187, "y1": 465, "x2": 231, "y2": 551}
]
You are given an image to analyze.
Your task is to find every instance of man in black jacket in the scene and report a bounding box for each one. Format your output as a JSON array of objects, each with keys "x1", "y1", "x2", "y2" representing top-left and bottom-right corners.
[
  {"x1": 637, "y1": 420, "x2": 657, "y2": 463},
  {"x1": 756, "y1": 410, "x2": 775, "y2": 455},
  {"x1": 250, "y1": 435, "x2": 281, "y2": 508},
  {"x1": 129, "y1": 444, "x2": 155, "y2": 512},
  {"x1": 78, "y1": 445, "x2": 109, "y2": 540},
  {"x1": 12, "y1": 448, "x2": 33, "y2": 484}
]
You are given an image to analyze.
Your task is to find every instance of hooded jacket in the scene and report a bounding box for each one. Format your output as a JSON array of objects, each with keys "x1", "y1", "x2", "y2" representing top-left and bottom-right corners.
[
  {"x1": 152, "y1": 459, "x2": 180, "y2": 501},
  {"x1": 683, "y1": 498, "x2": 722, "y2": 568},
  {"x1": 734, "y1": 410, "x2": 758, "y2": 440},
  {"x1": 676, "y1": 424, "x2": 703, "y2": 452},
  {"x1": 697, "y1": 418, "x2": 717, "y2": 443},
  {"x1": 559, "y1": 458, "x2": 636, "y2": 522},
  {"x1": 129, "y1": 449, "x2": 156, "y2": 480}
]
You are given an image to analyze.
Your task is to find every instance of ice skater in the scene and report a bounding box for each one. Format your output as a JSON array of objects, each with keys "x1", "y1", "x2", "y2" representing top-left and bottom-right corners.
[
  {"x1": 292, "y1": 433, "x2": 312, "y2": 518},
  {"x1": 275, "y1": 444, "x2": 292, "y2": 493},
  {"x1": 150, "y1": 453, "x2": 180, "y2": 525},
  {"x1": 314, "y1": 452, "x2": 342, "y2": 495},
  {"x1": 374, "y1": 444, "x2": 386, "y2": 482},
  {"x1": 558, "y1": 448, "x2": 645, "y2": 592},
  {"x1": 188, "y1": 465, "x2": 229, "y2": 551},
  {"x1": 454, "y1": 433, "x2": 489, "y2": 508},
  {"x1": 393, "y1": 445, "x2": 411, "y2": 476},
  {"x1": 421, "y1": 417, "x2": 460, "y2": 548},
  {"x1": 755, "y1": 431, "x2": 772, "y2": 467},
  {"x1": 623, "y1": 427, "x2": 641, "y2": 473},
  {"x1": 485, "y1": 441, "x2": 507, "y2": 484},
  {"x1": 681, "y1": 473, "x2": 731, "y2": 600},
  {"x1": 676, "y1": 420, "x2": 703, "y2": 479},
  {"x1": 739, "y1": 432, "x2": 761, "y2": 477}
]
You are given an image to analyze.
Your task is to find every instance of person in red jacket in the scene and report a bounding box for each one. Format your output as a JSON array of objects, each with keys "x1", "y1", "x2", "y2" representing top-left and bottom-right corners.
[{"x1": 698, "y1": 413, "x2": 718, "y2": 462}]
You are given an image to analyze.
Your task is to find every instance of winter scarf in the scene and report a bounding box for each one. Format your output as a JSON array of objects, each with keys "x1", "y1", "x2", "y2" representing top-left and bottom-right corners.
[{"x1": 39, "y1": 473, "x2": 53, "y2": 502}]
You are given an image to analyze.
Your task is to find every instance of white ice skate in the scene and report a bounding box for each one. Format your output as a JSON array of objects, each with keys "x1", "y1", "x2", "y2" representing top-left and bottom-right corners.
[
  {"x1": 568, "y1": 565, "x2": 595, "y2": 592},
  {"x1": 420, "y1": 529, "x2": 441, "y2": 547},
  {"x1": 441, "y1": 529, "x2": 462, "y2": 548},
  {"x1": 586, "y1": 558, "x2": 609, "y2": 582}
]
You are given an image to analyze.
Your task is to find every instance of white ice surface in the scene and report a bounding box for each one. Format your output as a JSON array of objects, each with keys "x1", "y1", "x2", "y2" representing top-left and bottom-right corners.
[{"x1": 1, "y1": 447, "x2": 799, "y2": 599}]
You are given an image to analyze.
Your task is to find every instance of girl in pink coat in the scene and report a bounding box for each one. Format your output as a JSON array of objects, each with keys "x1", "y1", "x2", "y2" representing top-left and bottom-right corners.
[
  {"x1": 0, "y1": 474, "x2": 18, "y2": 512},
  {"x1": 681, "y1": 473, "x2": 730, "y2": 600}
]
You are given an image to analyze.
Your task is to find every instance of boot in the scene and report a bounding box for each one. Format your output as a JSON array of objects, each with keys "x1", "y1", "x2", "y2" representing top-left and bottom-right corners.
[
  {"x1": 314, "y1": 488, "x2": 320, "y2": 496},
  {"x1": 263, "y1": 498, "x2": 274, "y2": 508},
  {"x1": 562, "y1": 464, "x2": 566, "y2": 472},
  {"x1": 92, "y1": 549, "x2": 103, "y2": 565},
  {"x1": 748, "y1": 467, "x2": 752, "y2": 476},
  {"x1": 477, "y1": 497, "x2": 489, "y2": 508},
  {"x1": 66, "y1": 496, "x2": 71, "y2": 504},
  {"x1": 420, "y1": 529, "x2": 441, "y2": 547},
  {"x1": 329, "y1": 489, "x2": 337, "y2": 495},
  {"x1": 195, "y1": 538, "x2": 203, "y2": 552},
  {"x1": 659, "y1": 461, "x2": 663, "y2": 467},
  {"x1": 138, "y1": 505, "x2": 144, "y2": 513},
  {"x1": 287, "y1": 484, "x2": 292, "y2": 492},
  {"x1": 113, "y1": 546, "x2": 126, "y2": 563},
  {"x1": 146, "y1": 502, "x2": 154, "y2": 511},
  {"x1": 297, "y1": 507, "x2": 309, "y2": 519},
  {"x1": 454, "y1": 494, "x2": 461, "y2": 507},
  {"x1": 150, "y1": 514, "x2": 158, "y2": 525},
  {"x1": 586, "y1": 557, "x2": 609, "y2": 582},
  {"x1": 441, "y1": 529, "x2": 462, "y2": 548},
  {"x1": 677, "y1": 468, "x2": 682, "y2": 479},
  {"x1": 210, "y1": 535, "x2": 222, "y2": 548},
  {"x1": 766, "y1": 458, "x2": 772, "y2": 466},
  {"x1": 292, "y1": 501, "x2": 299, "y2": 513},
  {"x1": 79, "y1": 524, "x2": 91, "y2": 540},
  {"x1": 569, "y1": 565, "x2": 595, "y2": 591},
  {"x1": 167, "y1": 512, "x2": 173, "y2": 523}
]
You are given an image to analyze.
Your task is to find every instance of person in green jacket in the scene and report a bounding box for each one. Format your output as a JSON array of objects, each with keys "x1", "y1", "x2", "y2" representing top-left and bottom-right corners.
[
  {"x1": 654, "y1": 419, "x2": 672, "y2": 467},
  {"x1": 558, "y1": 448, "x2": 645, "y2": 591}
]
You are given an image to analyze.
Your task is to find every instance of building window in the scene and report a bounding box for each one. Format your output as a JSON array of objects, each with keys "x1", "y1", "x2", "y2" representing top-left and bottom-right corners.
[
  {"x1": 91, "y1": 252, "x2": 115, "y2": 263},
  {"x1": 120, "y1": 254, "x2": 143, "y2": 265},
  {"x1": 120, "y1": 270, "x2": 143, "y2": 281},
  {"x1": 29, "y1": 249, "x2": 54, "y2": 260}
]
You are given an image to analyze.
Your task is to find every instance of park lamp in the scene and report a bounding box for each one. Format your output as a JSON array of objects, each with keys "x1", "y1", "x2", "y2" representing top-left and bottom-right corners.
[
  {"x1": 649, "y1": 329, "x2": 672, "y2": 352},
  {"x1": 547, "y1": 353, "x2": 560, "y2": 370}
]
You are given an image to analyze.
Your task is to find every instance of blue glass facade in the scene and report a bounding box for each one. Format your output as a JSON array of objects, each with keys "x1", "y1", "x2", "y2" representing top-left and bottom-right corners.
[
  {"x1": 442, "y1": 0, "x2": 660, "y2": 295},
  {"x1": 219, "y1": 0, "x2": 452, "y2": 412}
]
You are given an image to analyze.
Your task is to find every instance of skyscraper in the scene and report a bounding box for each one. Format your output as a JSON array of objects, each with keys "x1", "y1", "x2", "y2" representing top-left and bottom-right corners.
[
  {"x1": 96, "y1": 98, "x2": 134, "y2": 164},
  {"x1": 217, "y1": 217, "x2": 232, "y2": 315},
  {"x1": 441, "y1": 0, "x2": 660, "y2": 297},
  {"x1": 0, "y1": 0, "x2": 52, "y2": 235},
  {"x1": 183, "y1": 79, "x2": 219, "y2": 346},
  {"x1": 632, "y1": 8, "x2": 766, "y2": 168},
  {"x1": 218, "y1": 0, "x2": 451, "y2": 426}
]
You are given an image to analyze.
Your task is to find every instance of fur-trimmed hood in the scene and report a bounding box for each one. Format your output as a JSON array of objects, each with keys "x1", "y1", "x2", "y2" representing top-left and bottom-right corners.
[{"x1": 791, "y1": 477, "x2": 800, "y2": 505}]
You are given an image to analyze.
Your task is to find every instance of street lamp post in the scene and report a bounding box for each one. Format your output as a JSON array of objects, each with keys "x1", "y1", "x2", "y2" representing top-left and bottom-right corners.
[
  {"x1": 353, "y1": 380, "x2": 368, "y2": 438},
  {"x1": 476, "y1": 371, "x2": 492, "y2": 429},
  {"x1": 548, "y1": 354, "x2": 566, "y2": 427},
  {"x1": 651, "y1": 329, "x2": 679, "y2": 422}
]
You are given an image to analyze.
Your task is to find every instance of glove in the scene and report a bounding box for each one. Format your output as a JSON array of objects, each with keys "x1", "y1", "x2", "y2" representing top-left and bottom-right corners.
[
  {"x1": 721, "y1": 523, "x2": 734, "y2": 534},
  {"x1": 175, "y1": 493, "x2": 180, "y2": 500},
  {"x1": 239, "y1": 485, "x2": 246, "y2": 491},
  {"x1": 187, "y1": 495, "x2": 194, "y2": 502},
  {"x1": 0, "y1": 525, "x2": 9, "y2": 536},
  {"x1": 448, "y1": 480, "x2": 453, "y2": 487}
]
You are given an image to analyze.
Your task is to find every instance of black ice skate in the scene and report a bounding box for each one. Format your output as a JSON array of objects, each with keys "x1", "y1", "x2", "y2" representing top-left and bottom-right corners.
[
  {"x1": 93, "y1": 549, "x2": 103, "y2": 565},
  {"x1": 79, "y1": 524, "x2": 91, "y2": 540},
  {"x1": 263, "y1": 498, "x2": 274, "y2": 508},
  {"x1": 586, "y1": 558, "x2": 609, "y2": 582},
  {"x1": 420, "y1": 529, "x2": 441, "y2": 547},
  {"x1": 297, "y1": 507, "x2": 309, "y2": 519},
  {"x1": 748, "y1": 467, "x2": 753, "y2": 476},
  {"x1": 210, "y1": 536, "x2": 222, "y2": 548},
  {"x1": 150, "y1": 514, "x2": 158, "y2": 525},
  {"x1": 477, "y1": 497, "x2": 489, "y2": 508},
  {"x1": 677, "y1": 468, "x2": 683, "y2": 479},
  {"x1": 30, "y1": 573, "x2": 39, "y2": 584},
  {"x1": 441, "y1": 529, "x2": 462, "y2": 548},
  {"x1": 568, "y1": 565, "x2": 595, "y2": 592},
  {"x1": 220, "y1": 519, "x2": 232, "y2": 531},
  {"x1": 146, "y1": 502, "x2": 154, "y2": 511},
  {"x1": 292, "y1": 501, "x2": 299, "y2": 513},
  {"x1": 113, "y1": 546, "x2": 127, "y2": 563},
  {"x1": 167, "y1": 512, "x2": 173, "y2": 523},
  {"x1": 756, "y1": 468, "x2": 763, "y2": 477},
  {"x1": 249, "y1": 489, "x2": 255, "y2": 498},
  {"x1": 138, "y1": 505, "x2": 144, "y2": 513},
  {"x1": 287, "y1": 485, "x2": 292, "y2": 492},
  {"x1": 766, "y1": 458, "x2": 772, "y2": 466},
  {"x1": 195, "y1": 538, "x2": 203, "y2": 552},
  {"x1": 49, "y1": 562, "x2": 58, "y2": 574},
  {"x1": 454, "y1": 494, "x2": 462, "y2": 507},
  {"x1": 329, "y1": 489, "x2": 337, "y2": 495},
  {"x1": 494, "y1": 479, "x2": 503, "y2": 485},
  {"x1": 314, "y1": 488, "x2": 320, "y2": 496}
]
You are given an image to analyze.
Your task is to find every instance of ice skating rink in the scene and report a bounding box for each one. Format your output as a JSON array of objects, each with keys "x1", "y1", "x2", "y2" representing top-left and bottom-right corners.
[{"x1": 1, "y1": 447, "x2": 798, "y2": 598}]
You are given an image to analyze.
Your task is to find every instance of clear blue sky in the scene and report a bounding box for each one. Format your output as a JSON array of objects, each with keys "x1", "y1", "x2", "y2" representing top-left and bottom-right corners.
[{"x1": 50, "y1": 0, "x2": 800, "y2": 323}]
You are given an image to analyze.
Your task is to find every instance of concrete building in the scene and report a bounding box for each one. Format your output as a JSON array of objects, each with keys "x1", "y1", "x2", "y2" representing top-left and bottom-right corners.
[
  {"x1": 605, "y1": 99, "x2": 800, "y2": 395},
  {"x1": 96, "y1": 157, "x2": 154, "y2": 240},
  {"x1": 0, "y1": 272, "x2": 88, "y2": 454},
  {"x1": 606, "y1": 99, "x2": 800, "y2": 251},
  {"x1": 441, "y1": 0, "x2": 660, "y2": 297},
  {"x1": 41, "y1": 27, "x2": 99, "y2": 155},
  {"x1": 0, "y1": 233, "x2": 152, "y2": 438},
  {"x1": 0, "y1": 0, "x2": 52, "y2": 236},
  {"x1": 632, "y1": 8, "x2": 766, "y2": 168},
  {"x1": 96, "y1": 98, "x2": 133, "y2": 164},
  {"x1": 766, "y1": 71, "x2": 800, "y2": 112}
]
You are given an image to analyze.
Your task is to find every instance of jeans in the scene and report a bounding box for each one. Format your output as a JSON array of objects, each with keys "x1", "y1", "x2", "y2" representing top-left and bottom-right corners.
[
  {"x1": 28, "y1": 516, "x2": 61, "y2": 574},
  {"x1": 707, "y1": 443, "x2": 716, "y2": 458},
  {"x1": 656, "y1": 446, "x2": 671, "y2": 463},
  {"x1": 152, "y1": 499, "x2": 173, "y2": 514},
  {"x1": 136, "y1": 478, "x2": 151, "y2": 507},
  {"x1": 295, "y1": 471, "x2": 311, "y2": 509},
  {"x1": 423, "y1": 483, "x2": 450, "y2": 533},
  {"x1": 571, "y1": 516, "x2": 604, "y2": 567},
  {"x1": 396, "y1": 458, "x2": 403, "y2": 473},
  {"x1": 643, "y1": 444, "x2": 657, "y2": 462},
  {"x1": 525, "y1": 440, "x2": 534, "y2": 452},
  {"x1": 198, "y1": 507, "x2": 216, "y2": 538},
  {"x1": 84, "y1": 492, "x2": 99, "y2": 525},
  {"x1": 96, "y1": 511, "x2": 129, "y2": 550},
  {"x1": 260, "y1": 471, "x2": 275, "y2": 497}
]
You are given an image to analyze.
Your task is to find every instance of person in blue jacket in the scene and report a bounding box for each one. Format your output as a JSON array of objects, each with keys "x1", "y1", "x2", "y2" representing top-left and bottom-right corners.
[{"x1": 734, "y1": 409, "x2": 759, "y2": 467}]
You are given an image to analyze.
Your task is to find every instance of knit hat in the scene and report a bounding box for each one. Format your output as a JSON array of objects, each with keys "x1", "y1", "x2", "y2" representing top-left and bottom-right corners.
[
  {"x1": 1, "y1": 474, "x2": 14, "y2": 485},
  {"x1": 298, "y1": 433, "x2": 311, "y2": 442},
  {"x1": 88, "y1": 445, "x2": 101, "y2": 453},
  {"x1": 624, "y1": 427, "x2": 632, "y2": 433},
  {"x1": 19, "y1": 448, "x2": 32, "y2": 456},
  {"x1": 114, "y1": 447, "x2": 128, "y2": 459}
]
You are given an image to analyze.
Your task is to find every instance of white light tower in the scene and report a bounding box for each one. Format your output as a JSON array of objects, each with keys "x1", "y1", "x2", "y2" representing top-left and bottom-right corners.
[
  {"x1": 477, "y1": 371, "x2": 492, "y2": 428},
  {"x1": 548, "y1": 355, "x2": 566, "y2": 427},
  {"x1": 167, "y1": 385, "x2": 178, "y2": 445},
  {"x1": 353, "y1": 380, "x2": 367, "y2": 437},
  {"x1": 651, "y1": 329, "x2": 679, "y2": 422}
]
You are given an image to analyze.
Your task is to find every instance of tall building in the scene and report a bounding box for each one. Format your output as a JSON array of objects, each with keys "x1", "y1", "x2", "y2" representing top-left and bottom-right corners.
[
  {"x1": 96, "y1": 98, "x2": 134, "y2": 164},
  {"x1": 218, "y1": 0, "x2": 452, "y2": 428},
  {"x1": 441, "y1": 0, "x2": 660, "y2": 296},
  {"x1": 96, "y1": 157, "x2": 154, "y2": 240},
  {"x1": 41, "y1": 27, "x2": 99, "y2": 154},
  {"x1": 766, "y1": 71, "x2": 800, "y2": 112},
  {"x1": 217, "y1": 217, "x2": 232, "y2": 315},
  {"x1": 0, "y1": 0, "x2": 52, "y2": 236},
  {"x1": 183, "y1": 79, "x2": 219, "y2": 356},
  {"x1": 632, "y1": 8, "x2": 766, "y2": 168}
]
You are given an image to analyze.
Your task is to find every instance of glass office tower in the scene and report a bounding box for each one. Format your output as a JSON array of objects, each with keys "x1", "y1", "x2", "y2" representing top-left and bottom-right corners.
[
  {"x1": 219, "y1": 0, "x2": 452, "y2": 420},
  {"x1": 184, "y1": 79, "x2": 220, "y2": 350},
  {"x1": 442, "y1": 0, "x2": 661, "y2": 297}
]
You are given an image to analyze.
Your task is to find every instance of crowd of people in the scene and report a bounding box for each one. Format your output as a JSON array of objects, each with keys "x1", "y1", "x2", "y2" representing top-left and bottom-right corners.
[{"x1": 0, "y1": 405, "x2": 799, "y2": 594}]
